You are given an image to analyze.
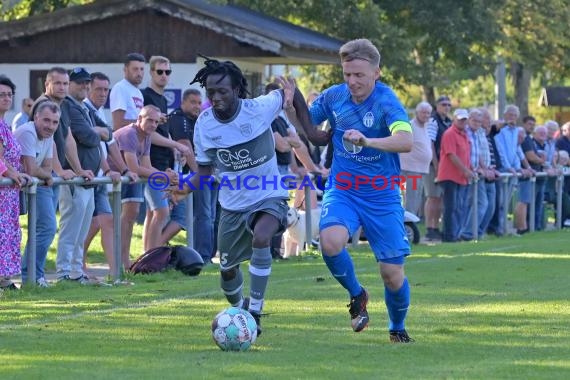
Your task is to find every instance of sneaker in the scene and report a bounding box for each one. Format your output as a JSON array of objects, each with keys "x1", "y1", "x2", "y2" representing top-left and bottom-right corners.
[
  {"x1": 0, "y1": 282, "x2": 18, "y2": 291},
  {"x1": 72, "y1": 275, "x2": 92, "y2": 285},
  {"x1": 241, "y1": 297, "x2": 262, "y2": 337},
  {"x1": 389, "y1": 330, "x2": 415, "y2": 343},
  {"x1": 347, "y1": 288, "x2": 369, "y2": 332},
  {"x1": 36, "y1": 277, "x2": 49, "y2": 288},
  {"x1": 57, "y1": 275, "x2": 71, "y2": 282}
]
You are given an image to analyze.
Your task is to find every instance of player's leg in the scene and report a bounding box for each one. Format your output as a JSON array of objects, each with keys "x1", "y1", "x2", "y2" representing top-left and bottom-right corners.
[
  {"x1": 380, "y1": 261, "x2": 413, "y2": 343},
  {"x1": 363, "y1": 206, "x2": 413, "y2": 343},
  {"x1": 217, "y1": 208, "x2": 248, "y2": 307},
  {"x1": 245, "y1": 198, "x2": 288, "y2": 334},
  {"x1": 319, "y1": 193, "x2": 367, "y2": 332}
]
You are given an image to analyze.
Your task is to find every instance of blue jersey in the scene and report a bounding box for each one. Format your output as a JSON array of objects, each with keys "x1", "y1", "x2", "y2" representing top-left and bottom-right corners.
[{"x1": 310, "y1": 81, "x2": 410, "y2": 203}]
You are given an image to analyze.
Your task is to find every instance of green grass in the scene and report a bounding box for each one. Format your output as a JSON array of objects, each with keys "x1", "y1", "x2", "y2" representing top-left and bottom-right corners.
[{"x1": 2, "y1": 224, "x2": 570, "y2": 379}]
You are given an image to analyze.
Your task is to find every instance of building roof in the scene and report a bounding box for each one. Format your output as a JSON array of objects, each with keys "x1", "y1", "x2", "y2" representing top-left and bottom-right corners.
[
  {"x1": 0, "y1": 0, "x2": 344, "y2": 64},
  {"x1": 539, "y1": 87, "x2": 570, "y2": 107}
]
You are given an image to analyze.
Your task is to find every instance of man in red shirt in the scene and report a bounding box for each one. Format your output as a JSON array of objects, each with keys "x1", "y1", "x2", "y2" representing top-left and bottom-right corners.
[{"x1": 438, "y1": 109, "x2": 475, "y2": 242}]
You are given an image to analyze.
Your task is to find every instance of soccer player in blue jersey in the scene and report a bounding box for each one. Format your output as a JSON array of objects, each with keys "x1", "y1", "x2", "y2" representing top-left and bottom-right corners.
[{"x1": 289, "y1": 38, "x2": 415, "y2": 343}]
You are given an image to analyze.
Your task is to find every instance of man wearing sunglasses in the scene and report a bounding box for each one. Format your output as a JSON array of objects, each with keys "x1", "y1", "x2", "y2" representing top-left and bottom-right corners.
[{"x1": 141, "y1": 55, "x2": 192, "y2": 252}]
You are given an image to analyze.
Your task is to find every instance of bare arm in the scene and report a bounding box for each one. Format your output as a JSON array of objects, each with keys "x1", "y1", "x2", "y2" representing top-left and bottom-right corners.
[
  {"x1": 51, "y1": 143, "x2": 76, "y2": 179},
  {"x1": 22, "y1": 156, "x2": 52, "y2": 181},
  {"x1": 448, "y1": 153, "x2": 473, "y2": 180},
  {"x1": 274, "y1": 131, "x2": 292, "y2": 153},
  {"x1": 174, "y1": 138, "x2": 198, "y2": 172},
  {"x1": 287, "y1": 88, "x2": 331, "y2": 146},
  {"x1": 344, "y1": 129, "x2": 413, "y2": 153},
  {"x1": 112, "y1": 110, "x2": 134, "y2": 130}
]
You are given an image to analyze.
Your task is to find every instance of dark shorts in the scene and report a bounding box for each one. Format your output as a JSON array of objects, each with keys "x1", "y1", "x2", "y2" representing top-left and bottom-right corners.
[{"x1": 217, "y1": 197, "x2": 289, "y2": 270}]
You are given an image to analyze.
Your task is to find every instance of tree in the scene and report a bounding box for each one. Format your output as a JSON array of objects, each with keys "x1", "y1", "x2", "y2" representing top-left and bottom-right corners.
[
  {"x1": 494, "y1": 0, "x2": 570, "y2": 116},
  {"x1": 1, "y1": 0, "x2": 92, "y2": 20}
]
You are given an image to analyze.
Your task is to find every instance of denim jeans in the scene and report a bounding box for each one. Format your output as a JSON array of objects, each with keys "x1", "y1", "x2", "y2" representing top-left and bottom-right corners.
[
  {"x1": 492, "y1": 176, "x2": 516, "y2": 236},
  {"x1": 193, "y1": 186, "x2": 219, "y2": 262},
  {"x1": 479, "y1": 181, "x2": 497, "y2": 236},
  {"x1": 441, "y1": 180, "x2": 468, "y2": 242},
  {"x1": 533, "y1": 178, "x2": 547, "y2": 230},
  {"x1": 21, "y1": 186, "x2": 57, "y2": 281},
  {"x1": 460, "y1": 180, "x2": 488, "y2": 240}
]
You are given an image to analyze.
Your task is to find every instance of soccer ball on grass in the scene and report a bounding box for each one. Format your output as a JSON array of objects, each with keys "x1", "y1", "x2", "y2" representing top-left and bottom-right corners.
[{"x1": 211, "y1": 307, "x2": 257, "y2": 351}]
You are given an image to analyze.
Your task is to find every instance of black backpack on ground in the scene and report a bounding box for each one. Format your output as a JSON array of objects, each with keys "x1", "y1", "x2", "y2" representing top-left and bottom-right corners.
[{"x1": 129, "y1": 245, "x2": 204, "y2": 276}]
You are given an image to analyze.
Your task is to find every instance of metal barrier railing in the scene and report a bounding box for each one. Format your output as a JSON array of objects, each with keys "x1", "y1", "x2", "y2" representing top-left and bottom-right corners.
[{"x1": 0, "y1": 176, "x2": 192, "y2": 285}]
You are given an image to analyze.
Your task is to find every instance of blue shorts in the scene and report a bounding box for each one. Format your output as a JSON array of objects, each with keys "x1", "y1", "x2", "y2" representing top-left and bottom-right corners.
[
  {"x1": 144, "y1": 184, "x2": 169, "y2": 211},
  {"x1": 121, "y1": 183, "x2": 143, "y2": 203},
  {"x1": 517, "y1": 180, "x2": 532, "y2": 204},
  {"x1": 93, "y1": 184, "x2": 112, "y2": 216},
  {"x1": 170, "y1": 198, "x2": 187, "y2": 230},
  {"x1": 320, "y1": 190, "x2": 410, "y2": 263}
]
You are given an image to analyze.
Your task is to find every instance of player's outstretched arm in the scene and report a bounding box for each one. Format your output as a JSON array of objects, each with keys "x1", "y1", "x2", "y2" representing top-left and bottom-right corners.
[
  {"x1": 343, "y1": 129, "x2": 412, "y2": 153},
  {"x1": 287, "y1": 88, "x2": 331, "y2": 146}
]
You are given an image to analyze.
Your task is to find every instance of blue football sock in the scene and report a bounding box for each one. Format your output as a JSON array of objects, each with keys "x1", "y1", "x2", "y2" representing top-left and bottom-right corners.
[
  {"x1": 322, "y1": 248, "x2": 362, "y2": 297},
  {"x1": 384, "y1": 277, "x2": 410, "y2": 331}
]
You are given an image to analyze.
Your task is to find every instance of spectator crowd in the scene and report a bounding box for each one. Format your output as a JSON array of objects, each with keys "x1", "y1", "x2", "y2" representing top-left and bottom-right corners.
[
  {"x1": 400, "y1": 96, "x2": 570, "y2": 243},
  {"x1": 1, "y1": 55, "x2": 570, "y2": 291}
]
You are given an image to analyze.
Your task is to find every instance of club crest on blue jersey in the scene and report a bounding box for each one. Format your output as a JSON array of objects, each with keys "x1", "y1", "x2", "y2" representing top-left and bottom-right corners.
[{"x1": 362, "y1": 111, "x2": 374, "y2": 128}]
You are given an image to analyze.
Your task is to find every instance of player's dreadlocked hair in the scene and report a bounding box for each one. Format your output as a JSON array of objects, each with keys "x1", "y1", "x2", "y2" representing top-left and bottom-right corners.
[{"x1": 190, "y1": 55, "x2": 250, "y2": 99}]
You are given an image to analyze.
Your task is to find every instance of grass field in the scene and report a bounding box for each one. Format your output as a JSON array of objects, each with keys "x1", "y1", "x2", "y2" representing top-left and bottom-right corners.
[{"x1": 1, "y1": 225, "x2": 569, "y2": 379}]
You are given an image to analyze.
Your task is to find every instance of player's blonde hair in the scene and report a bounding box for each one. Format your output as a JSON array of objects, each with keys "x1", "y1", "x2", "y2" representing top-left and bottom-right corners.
[{"x1": 339, "y1": 39, "x2": 381, "y2": 68}]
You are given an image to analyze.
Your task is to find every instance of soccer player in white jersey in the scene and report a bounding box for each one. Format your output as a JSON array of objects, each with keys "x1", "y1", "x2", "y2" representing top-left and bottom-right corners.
[
  {"x1": 289, "y1": 39, "x2": 415, "y2": 343},
  {"x1": 170, "y1": 58, "x2": 295, "y2": 336}
]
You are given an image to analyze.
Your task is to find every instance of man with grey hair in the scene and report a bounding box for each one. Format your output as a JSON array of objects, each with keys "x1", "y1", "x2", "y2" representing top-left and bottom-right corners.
[
  {"x1": 15, "y1": 101, "x2": 60, "y2": 287},
  {"x1": 399, "y1": 101, "x2": 432, "y2": 216},
  {"x1": 459, "y1": 108, "x2": 488, "y2": 241},
  {"x1": 493, "y1": 104, "x2": 523, "y2": 236}
]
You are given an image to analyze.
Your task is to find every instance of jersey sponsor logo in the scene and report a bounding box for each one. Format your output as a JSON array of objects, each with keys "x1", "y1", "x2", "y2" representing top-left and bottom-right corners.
[
  {"x1": 363, "y1": 111, "x2": 374, "y2": 128},
  {"x1": 217, "y1": 148, "x2": 251, "y2": 168},
  {"x1": 341, "y1": 139, "x2": 363, "y2": 155},
  {"x1": 210, "y1": 135, "x2": 222, "y2": 142}
]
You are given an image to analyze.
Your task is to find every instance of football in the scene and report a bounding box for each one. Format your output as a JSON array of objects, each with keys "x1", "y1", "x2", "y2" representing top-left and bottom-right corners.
[{"x1": 211, "y1": 307, "x2": 258, "y2": 351}]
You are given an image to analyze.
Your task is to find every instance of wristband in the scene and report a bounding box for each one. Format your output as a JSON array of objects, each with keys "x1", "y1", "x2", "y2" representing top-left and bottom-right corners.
[{"x1": 121, "y1": 168, "x2": 129, "y2": 176}]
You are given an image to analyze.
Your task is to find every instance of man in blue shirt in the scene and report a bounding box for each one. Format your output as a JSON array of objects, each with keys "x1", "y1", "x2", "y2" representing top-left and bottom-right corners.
[{"x1": 289, "y1": 38, "x2": 414, "y2": 343}]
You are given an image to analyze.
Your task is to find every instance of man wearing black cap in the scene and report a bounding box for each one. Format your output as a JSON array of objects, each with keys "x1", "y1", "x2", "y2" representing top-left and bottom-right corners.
[
  {"x1": 56, "y1": 67, "x2": 121, "y2": 284},
  {"x1": 424, "y1": 95, "x2": 453, "y2": 240}
]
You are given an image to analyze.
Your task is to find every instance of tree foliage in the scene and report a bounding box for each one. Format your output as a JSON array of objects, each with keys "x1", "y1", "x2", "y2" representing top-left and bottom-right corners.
[
  {"x1": 0, "y1": 0, "x2": 92, "y2": 20},
  {"x1": 3, "y1": 0, "x2": 569, "y2": 116}
]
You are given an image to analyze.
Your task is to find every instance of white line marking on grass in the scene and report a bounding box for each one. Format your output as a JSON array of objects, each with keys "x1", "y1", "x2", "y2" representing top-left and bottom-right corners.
[{"x1": 0, "y1": 244, "x2": 528, "y2": 330}]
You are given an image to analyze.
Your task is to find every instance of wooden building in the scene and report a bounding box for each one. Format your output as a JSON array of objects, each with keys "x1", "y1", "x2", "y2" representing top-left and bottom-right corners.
[{"x1": 0, "y1": 0, "x2": 343, "y2": 121}]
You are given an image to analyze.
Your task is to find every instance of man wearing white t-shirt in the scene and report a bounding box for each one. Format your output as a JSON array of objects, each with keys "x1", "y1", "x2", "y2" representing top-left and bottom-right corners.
[
  {"x1": 110, "y1": 53, "x2": 145, "y2": 130},
  {"x1": 14, "y1": 101, "x2": 60, "y2": 287},
  {"x1": 399, "y1": 101, "x2": 433, "y2": 216}
]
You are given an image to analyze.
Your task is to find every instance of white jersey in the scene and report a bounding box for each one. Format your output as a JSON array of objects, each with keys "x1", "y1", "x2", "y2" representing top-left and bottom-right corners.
[{"x1": 194, "y1": 90, "x2": 288, "y2": 211}]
